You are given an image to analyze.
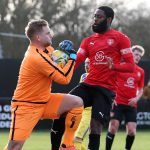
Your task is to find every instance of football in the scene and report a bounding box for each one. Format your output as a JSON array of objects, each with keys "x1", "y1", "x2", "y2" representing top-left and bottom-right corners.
[{"x1": 51, "y1": 50, "x2": 69, "y2": 68}]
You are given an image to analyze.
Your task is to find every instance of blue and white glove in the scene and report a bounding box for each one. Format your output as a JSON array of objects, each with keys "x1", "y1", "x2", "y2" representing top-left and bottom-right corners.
[
  {"x1": 59, "y1": 40, "x2": 76, "y2": 60},
  {"x1": 59, "y1": 40, "x2": 73, "y2": 51}
]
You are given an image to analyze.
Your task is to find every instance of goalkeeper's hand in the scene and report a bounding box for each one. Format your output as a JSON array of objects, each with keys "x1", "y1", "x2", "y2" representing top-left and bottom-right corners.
[
  {"x1": 59, "y1": 40, "x2": 76, "y2": 60},
  {"x1": 59, "y1": 40, "x2": 73, "y2": 51}
]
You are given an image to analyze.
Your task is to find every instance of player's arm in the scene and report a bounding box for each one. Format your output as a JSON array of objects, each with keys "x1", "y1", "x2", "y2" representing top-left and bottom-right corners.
[
  {"x1": 74, "y1": 38, "x2": 89, "y2": 70},
  {"x1": 128, "y1": 69, "x2": 145, "y2": 106},
  {"x1": 36, "y1": 49, "x2": 75, "y2": 85},
  {"x1": 114, "y1": 49, "x2": 134, "y2": 72},
  {"x1": 107, "y1": 34, "x2": 135, "y2": 72},
  {"x1": 128, "y1": 88, "x2": 143, "y2": 107},
  {"x1": 50, "y1": 59, "x2": 75, "y2": 84},
  {"x1": 136, "y1": 69, "x2": 145, "y2": 101}
]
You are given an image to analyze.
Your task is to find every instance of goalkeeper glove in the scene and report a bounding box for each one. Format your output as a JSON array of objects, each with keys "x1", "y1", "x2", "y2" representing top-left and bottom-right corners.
[
  {"x1": 59, "y1": 40, "x2": 77, "y2": 60},
  {"x1": 59, "y1": 40, "x2": 74, "y2": 51}
]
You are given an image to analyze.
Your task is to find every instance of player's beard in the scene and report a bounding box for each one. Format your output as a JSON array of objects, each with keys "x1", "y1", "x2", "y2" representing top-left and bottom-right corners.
[{"x1": 92, "y1": 18, "x2": 108, "y2": 33}]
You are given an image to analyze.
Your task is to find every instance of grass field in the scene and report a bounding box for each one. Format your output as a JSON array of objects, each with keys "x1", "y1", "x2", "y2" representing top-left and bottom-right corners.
[{"x1": 0, "y1": 130, "x2": 150, "y2": 150}]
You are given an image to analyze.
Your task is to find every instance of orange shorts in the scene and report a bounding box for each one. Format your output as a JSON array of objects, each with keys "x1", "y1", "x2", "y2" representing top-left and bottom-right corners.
[{"x1": 9, "y1": 93, "x2": 64, "y2": 141}]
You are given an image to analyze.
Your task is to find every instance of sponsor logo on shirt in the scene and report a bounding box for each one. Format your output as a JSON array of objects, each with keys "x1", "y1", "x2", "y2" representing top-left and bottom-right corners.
[
  {"x1": 94, "y1": 51, "x2": 111, "y2": 65},
  {"x1": 124, "y1": 77, "x2": 135, "y2": 88},
  {"x1": 95, "y1": 51, "x2": 105, "y2": 61}
]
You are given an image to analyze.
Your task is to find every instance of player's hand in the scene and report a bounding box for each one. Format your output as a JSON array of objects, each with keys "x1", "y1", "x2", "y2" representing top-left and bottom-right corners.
[
  {"x1": 105, "y1": 56, "x2": 114, "y2": 69},
  {"x1": 59, "y1": 40, "x2": 74, "y2": 51},
  {"x1": 128, "y1": 97, "x2": 137, "y2": 107},
  {"x1": 59, "y1": 40, "x2": 76, "y2": 60}
]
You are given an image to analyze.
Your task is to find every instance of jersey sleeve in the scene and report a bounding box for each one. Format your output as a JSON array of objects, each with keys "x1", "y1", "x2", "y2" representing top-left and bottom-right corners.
[
  {"x1": 114, "y1": 33, "x2": 135, "y2": 72},
  {"x1": 74, "y1": 38, "x2": 89, "y2": 70},
  {"x1": 138, "y1": 68, "x2": 145, "y2": 89},
  {"x1": 35, "y1": 50, "x2": 75, "y2": 85}
]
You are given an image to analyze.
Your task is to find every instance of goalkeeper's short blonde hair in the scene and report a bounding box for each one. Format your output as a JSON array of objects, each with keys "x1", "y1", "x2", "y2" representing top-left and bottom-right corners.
[{"x1": 132, "y1": 45, "x2": 145, "y2": 56}]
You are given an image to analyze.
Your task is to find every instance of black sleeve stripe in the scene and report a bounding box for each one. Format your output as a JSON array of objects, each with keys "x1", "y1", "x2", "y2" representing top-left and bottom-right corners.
[
  {"x1": 49, "y1": 72, "x2": 53, "y2": 77},
  {"x1": 65, "y1": 60, "x2": 74, "y2": 76},
  {"x1": 36, "y1": 49, "x2": 74, "y2": 77}
]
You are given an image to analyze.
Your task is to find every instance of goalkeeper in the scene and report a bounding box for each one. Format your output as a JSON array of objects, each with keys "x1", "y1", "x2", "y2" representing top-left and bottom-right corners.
[
  {"x1": 4, "y1": 19, "x2": 83, "y2": 150},
  {"x1": 74, "y1": 58, "x2": 91, "y2": 150}
]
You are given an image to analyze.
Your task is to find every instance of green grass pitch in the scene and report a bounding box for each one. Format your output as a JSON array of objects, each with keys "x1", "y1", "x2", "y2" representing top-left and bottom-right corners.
[{"x1": 0, "y1": 130, "x2": 149, "y2": 150}]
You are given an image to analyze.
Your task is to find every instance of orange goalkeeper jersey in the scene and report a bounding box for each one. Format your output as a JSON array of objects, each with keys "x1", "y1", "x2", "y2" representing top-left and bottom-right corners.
[{"x1": 13, "y1": 45, "x2": 75, "y2": 103}]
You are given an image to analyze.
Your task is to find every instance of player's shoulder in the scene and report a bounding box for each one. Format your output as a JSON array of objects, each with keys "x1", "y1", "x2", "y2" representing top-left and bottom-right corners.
[
  {"x1": 83, "y1": 33, "x2": 97, "y2": 41},
  {"x1": 136, "y1": 65, "x2": 144, "y2": 73},
  {"x1": 25, "y1": 45, "x2": 37, "y2": 59},
  {"x1": 28, "y1": 45, "x2": 50, "y2": 64},
  {"x1": 112, "y1": 29, "x2": 130, "y2": 39}
]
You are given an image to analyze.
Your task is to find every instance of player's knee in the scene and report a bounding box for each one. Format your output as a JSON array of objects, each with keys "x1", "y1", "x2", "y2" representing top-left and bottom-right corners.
[
  {"x1": 72, "y1": 96, "x2": 83, "y2": 108},
  {"x1": 127, "y1": 128, "x2": 136, "y2": 136},
  {"x1": 109, "y1": 125, "x2": 118, "y2": 134},
  {"x1": 108, "y1": 120, "x2": 119, "y2": 134},
  {"x1": 126, "y1": 123, "x2": 136, "y2": 136},
  {"x1": 90, "y1": 118, "x2": 102, "y2": 134}
]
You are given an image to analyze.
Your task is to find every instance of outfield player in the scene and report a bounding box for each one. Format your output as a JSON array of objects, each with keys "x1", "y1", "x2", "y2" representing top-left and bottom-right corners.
[
  {"x1": 4, "y1": 19, "x2": 83, "y2": 150},
  {"x1": 105, "y1": 45, "x2": 145, "y2": 150},
  {"x1": 51, "y1": 6, "x2": 135, "y2": 150},
  {"x1": 74, "y1": 58, "x2": 91, "y2": 150}
]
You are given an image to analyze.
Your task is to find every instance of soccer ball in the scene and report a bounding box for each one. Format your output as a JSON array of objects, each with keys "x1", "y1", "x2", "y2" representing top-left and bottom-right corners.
[{"x1": 51, "y1": 50, "x2": 69, "y2": 68}]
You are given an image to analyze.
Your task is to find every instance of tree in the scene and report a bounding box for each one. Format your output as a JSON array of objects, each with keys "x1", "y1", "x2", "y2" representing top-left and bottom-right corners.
[
  {"x1": 39, "y1": 0, "x2": 96, "y2": 49},
  {"x1": 113, "y1": 3, "x2": 150, "y2": 59},
  {"x1": 0, "y1": 0, "x2": 40, "y2": 58},
  {"x1": 0, "y1": 0, "x2": 150, "y2": 59},
  {"x1": 0, "y1": 0, "x2": 95, "y2": 58}
]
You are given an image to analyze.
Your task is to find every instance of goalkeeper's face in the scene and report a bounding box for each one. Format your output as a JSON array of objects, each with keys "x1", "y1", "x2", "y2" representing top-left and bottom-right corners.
[{"x1": 37, "y1": 26, "x2": 54, "y2": 47}]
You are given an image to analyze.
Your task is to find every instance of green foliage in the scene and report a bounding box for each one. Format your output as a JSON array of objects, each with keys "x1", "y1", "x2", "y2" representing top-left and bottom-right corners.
[{"x1": 0, "y1": 0, "x2": 150, "y2": 59}]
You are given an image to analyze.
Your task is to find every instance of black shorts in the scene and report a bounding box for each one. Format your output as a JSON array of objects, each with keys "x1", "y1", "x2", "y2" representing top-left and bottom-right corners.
[
  {"x1": 69, "y1": 82, "x2": 116, "y2": 124},
  {"x1": 110, "y1": 104, "x2": 137, "y2": 124}
]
